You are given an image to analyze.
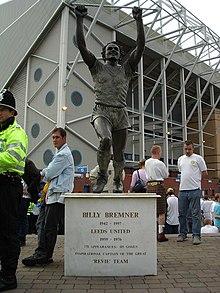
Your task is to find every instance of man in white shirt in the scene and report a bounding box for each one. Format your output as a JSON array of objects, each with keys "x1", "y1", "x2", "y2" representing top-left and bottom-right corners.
[
  {"x1": 201, "y1": 195, "x2": 214, "y2": 222},
  {"x1": 165, "y1": 188, "x2": 179, "y2": 234},
  {"x1": 201, "y1": 218, "x2": 218, "y2": 233},
  {"x1": 145, "y1": 145, "x2": 169, "y2": 242},
  {"x1": 177, "y1": 140, "x2": 208, "y2": 245}
]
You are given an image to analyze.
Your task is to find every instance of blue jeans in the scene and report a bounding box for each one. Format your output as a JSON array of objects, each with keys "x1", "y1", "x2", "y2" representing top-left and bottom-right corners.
[{"x1": 178, "y1": 189, "x2": 202, "y2": 238}]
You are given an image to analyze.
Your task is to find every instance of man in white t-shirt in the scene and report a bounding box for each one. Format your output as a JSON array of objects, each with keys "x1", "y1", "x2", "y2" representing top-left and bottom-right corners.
[
  {"x1": 145, "y1": 145, "x2": 169, "y2": 242},
  {"x1": 201, "y1": 218, "x2": 218, "y2": 233},
  {"x1": 201, "y1": 195, "x2": 214, "y2": 222},
  {"x1": 165, "y1": 188, "x2": 179, "y2": 234},
  {"x1": 177, "y1": 140, "x2": 208, "y2": 245}
]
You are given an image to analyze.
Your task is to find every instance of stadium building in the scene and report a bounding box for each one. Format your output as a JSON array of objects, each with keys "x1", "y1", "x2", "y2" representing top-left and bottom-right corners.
[{"x1": 1, "y1": 0, "x2": 220, "y2": 192}]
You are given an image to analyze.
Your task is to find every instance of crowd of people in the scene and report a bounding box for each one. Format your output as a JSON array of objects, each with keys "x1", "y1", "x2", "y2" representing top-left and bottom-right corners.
[
  {"x1": 128, "y1": 141, "x2": 220, "y2": 243},
  {"x1": 128, "y1": 141, "x2": 220, "y2": 246}
]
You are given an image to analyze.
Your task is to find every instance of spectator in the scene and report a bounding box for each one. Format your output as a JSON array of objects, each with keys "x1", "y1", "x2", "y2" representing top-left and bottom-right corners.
[
  {"x1": 22, "y1": 127, "x2": 74, "y2": 266},
  {"x1": 145, "y1": 145, "x2": 169, "y2": 242},
  {"x1": 213, "y1": 193, "x2": 220, "y2": 231},
  {"x1": 130, "y1": 159, "x2": 147, "y2": 193},
  {"x1": 211, "y1": 194, "x2": 219, "y2": 224},
  {"x1": 165, "y1": 188, "x2": 179, "y2": 234},
  {"x1": 27, "y1": 202, "x2": 39, "y2": 234},
  {"x1": 19, "y1": 159, "x2": 41, "y2": 246},
  {"x1": 201, "y1": 195, "x2": 214, "y2": 224},
  {"x1": 177, "y1": 140, "x2": 208, "y2": 245},
  {"x1": 201, "y1": 218, "x2": 218, "y2": 234}
]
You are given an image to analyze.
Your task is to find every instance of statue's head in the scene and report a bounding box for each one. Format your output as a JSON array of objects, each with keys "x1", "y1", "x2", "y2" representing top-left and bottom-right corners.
[{"x1": 101, "y1": 41, "x2": 124, "y2": 62}]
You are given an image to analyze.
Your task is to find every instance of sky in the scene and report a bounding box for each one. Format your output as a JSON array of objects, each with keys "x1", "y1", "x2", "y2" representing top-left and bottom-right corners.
[
  {"x1": 0, "y1": 0, "x2": 220, "y2": 36},
  {"x1": 0, "y1": 0, "x2": 10, "y2": 3},
  {"x1": 176, "y1": 0, "x2": 220, "y2": 36}
]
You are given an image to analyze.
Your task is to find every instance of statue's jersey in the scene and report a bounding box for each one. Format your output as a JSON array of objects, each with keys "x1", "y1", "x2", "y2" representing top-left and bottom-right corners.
[{"x1": 90, "y1": 60, "x2": 134, "y2": 108}]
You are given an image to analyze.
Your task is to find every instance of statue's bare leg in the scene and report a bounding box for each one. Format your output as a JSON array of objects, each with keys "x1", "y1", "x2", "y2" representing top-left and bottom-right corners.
[
  {"x1": 112, "y1": 128, "x2": 127, "y2": 193},
  {"x1": 92, "y1": 117, "x2": 112, "y2": 193}
]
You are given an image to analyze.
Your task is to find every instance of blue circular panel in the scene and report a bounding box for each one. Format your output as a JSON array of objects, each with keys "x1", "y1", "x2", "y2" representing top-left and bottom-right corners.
[
  {"x1": 71, "y1": 150, "x2": 82, "y2": 166},
  {"x1": 45, "y1": 91, "x2": 55, "y2": 106},
  {"x1": 31, "y1": 123, "x2": 40, "y2": 138},
  {"x1": 34, "y1": 68, "x2": 43, "y2": 82},
  {"x1": 43, "y1": 149, "x2": 53, "y2": 165},
  {"x1": 71, "y1": 91, "x2": 83, "y2": 107}
]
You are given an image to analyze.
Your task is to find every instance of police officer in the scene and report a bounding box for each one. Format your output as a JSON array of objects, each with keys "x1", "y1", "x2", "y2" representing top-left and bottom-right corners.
[{"x1": 0, "y1": 89, "x2": 28, "y2": 291}]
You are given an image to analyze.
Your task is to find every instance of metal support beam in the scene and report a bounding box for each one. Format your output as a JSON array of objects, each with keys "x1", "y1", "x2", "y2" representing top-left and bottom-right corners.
[
  {"x1": 57, "y1": 6, "x2": 69, "y2": 128},
  {"x1": 161, "y1": 57, "x2": 169, "y2": 168},
  {"x1": 180, "y1": 68, "x2": 187, "y2": 141},
  {"x1": 144, "y1": 26, "x2": 186, "y2": 111},
  {"x1": 139, "y1": 57, "x2": 145, "y2": 159},
  {"x1": 196, "y1": 77, "x2": 204, "y2": 156}
]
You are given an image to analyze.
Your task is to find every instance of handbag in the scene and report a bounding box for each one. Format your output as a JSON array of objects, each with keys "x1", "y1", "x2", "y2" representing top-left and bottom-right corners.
[{"x1": 132, "y1": 170, "x2": 146, "y2": 193}]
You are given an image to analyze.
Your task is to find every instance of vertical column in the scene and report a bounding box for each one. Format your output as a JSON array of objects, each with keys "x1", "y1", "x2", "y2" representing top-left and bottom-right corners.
[
  {"x1": 57, "y1": 6, "x2": 69, "y2": 128},
  {"x1": 196, "y1": 77, "x2": 204, "y2": 156},
  {"x1": 24, "y1": 57, "x2": 31, "y2": 132},
  {"x1": 138, "y1": 58, "x2": 145, "y2": 159},
  {"x1": 161, "y1": 57, "x2": 168, "y2": 168},
  {"x1": 180, "y1": 68, "x2": 187, "y2": 140}
]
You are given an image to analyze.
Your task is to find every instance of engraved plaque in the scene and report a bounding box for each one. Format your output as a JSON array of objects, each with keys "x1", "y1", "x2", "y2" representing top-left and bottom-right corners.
[{"x1": 64, "y1": 193, "x2": 159, "y2": 276}]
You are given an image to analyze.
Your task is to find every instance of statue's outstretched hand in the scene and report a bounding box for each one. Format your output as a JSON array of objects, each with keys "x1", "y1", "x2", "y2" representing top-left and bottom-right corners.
[
  {"x1": 75, "y1": 5, "x2": 88, "y2": 17},
  {"x1": 132, "y1": 6, "x2": 143, "y2": 21}
]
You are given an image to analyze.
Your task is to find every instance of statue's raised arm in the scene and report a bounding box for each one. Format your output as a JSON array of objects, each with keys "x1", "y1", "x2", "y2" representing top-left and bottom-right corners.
[
  {"x1": 75, "y1": 5, "x2": 96, "y2": 69},
  {"x1": 128, "y1": 6, "x2": 145, "y2": 71}
]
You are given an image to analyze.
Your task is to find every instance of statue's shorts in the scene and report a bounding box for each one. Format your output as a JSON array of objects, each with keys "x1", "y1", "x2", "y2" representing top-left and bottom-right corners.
[{"x1": 90, "y1": 104, "x2": 131, "y2": 131}]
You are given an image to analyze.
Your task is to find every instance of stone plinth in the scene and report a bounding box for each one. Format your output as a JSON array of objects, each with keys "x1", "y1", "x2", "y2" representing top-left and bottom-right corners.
[{"x1": 64, "y1": 193, "x2": 159, "y2": 276}]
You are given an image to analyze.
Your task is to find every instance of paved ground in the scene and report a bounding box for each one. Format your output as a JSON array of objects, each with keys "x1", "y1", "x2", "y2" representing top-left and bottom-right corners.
[{"x1": 12, "y1": 234, "x2": 220, "y2": 293}]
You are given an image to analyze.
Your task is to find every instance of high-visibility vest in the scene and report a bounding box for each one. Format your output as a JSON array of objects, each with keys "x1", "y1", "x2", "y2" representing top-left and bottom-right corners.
[{"x1": 0, "y1": 120, "x2": 28, "y2": 175}]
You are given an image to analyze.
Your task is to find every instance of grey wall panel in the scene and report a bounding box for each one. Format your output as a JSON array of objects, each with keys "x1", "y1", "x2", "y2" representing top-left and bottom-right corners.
[
  {"x1": 35, "y1": 18, "x2": 61, "y2": 62},
  {"x1": 0, "y1": 0, "x2": 62, "y2": 89},
  {"x1": 0, "y1": 0, "x2": 38, "y2": 32},
  {"x1": 10, "y1": 66, "x2": 27, "y2": 128}
]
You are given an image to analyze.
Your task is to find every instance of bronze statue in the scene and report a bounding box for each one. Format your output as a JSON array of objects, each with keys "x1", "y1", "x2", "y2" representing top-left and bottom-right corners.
[{"x1": 75, "y1": 5, "x2": 145, "y2": 193}]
